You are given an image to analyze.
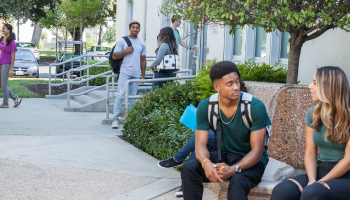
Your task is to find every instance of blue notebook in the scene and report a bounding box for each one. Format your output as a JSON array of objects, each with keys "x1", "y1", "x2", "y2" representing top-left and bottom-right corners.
[{"x1": 179, "y1": 104, "x2": 197, "y2": 132}]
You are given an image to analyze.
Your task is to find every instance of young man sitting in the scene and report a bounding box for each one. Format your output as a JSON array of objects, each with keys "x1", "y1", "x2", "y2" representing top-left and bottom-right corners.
[{"x1": 182, "y1": 61, "x2": 271, "y2": 200}]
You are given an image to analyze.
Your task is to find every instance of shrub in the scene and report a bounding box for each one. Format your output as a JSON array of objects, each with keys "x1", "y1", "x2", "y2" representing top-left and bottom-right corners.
[
  {"x1": 83, "y1": 60, "x2": 112, "y2": 86},
  {"x1": 193, "y1": 58, "x2": 217, "y2": 101},
  {"x1": 122, "y1": 81, "x2": 199, "y2": 161},
  {"x1": 39, "y1": 42, "x2": 44, "y2": 49},
  {"x1": 237, "y1": 59, "x2": 287, "y2": 83}
]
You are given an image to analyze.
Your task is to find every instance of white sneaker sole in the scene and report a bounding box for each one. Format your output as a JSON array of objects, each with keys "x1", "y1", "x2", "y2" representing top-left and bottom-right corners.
[
  {"x1": 111, "y1": 125, "x2": 118, "y2": 129},
  {"x1": 175, "y1": 191, "x2": 183, "y2": 197}
]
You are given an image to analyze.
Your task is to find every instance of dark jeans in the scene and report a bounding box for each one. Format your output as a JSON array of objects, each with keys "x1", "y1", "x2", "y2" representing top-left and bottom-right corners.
[
  {"x1": 182, "y1": 152, "x2": 265, "y2": 200},
  {"x1": 152, "y1": 71, "x2": 176, "y2": 89},
  {"x1": 270, "y1": 161, "x2": 350, "y2": 200},
  {"x1": 174, "y1": 130, "x2": 216, "y2": 162}
]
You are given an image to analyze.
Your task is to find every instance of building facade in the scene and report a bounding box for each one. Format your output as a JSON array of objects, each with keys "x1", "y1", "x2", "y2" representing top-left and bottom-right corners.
[{"x1": 116, "y1": 0, "x2": 350, "y2": 85}]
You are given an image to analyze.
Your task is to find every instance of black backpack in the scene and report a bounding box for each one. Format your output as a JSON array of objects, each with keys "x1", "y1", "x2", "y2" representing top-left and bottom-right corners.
[{"x1": 109, "y1": 36, "x2": 132, "y2": 74}]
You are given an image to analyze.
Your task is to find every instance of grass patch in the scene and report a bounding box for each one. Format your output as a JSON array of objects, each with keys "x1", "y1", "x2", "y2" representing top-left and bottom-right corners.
[
  {"x1": 0, "y1": 78, "x2": 62, "y2": 98},
  {"x1": 40, "y1": 50, "x2": 57, "y2": 60}
]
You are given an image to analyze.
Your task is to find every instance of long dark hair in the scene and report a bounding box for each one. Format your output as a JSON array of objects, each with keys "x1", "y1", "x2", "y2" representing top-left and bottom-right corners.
[
  {"x1": 155, "y1": 27, "x2": 178, "y2": 55},
  {"x1": 2, "y1": 24, "x2": 16, "y2": 46}
]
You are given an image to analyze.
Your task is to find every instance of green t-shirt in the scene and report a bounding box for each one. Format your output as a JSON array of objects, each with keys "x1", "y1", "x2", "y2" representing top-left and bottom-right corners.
[
  {"x1": 196, "y1": 93, "x2": 271, "y2": 168},
  {"x1": 173, "y1": 29, "x2": 180, "y2": 49},
  {"x1": 305, "y1": 106, "x2": 346, "y2": 162}
]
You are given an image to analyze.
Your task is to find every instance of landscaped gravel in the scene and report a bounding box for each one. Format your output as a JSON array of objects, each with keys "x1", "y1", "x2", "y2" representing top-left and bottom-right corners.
[{"x1": 0, "y1": 159, "x2": 159, "y2": 200}]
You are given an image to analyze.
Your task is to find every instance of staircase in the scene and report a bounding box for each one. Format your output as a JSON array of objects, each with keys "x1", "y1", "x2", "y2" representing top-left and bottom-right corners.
[{"x1": 45, "y1": 86, "x2": 150, "y2": 114}]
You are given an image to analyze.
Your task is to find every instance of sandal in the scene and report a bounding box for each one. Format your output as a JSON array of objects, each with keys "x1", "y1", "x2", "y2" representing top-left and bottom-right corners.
[
  {"x1": 13, "y1": 97, "x2": 22, "y2": 107},
  {"x1": 0, "y1": 104, "x2": 9, "y2": 108}
]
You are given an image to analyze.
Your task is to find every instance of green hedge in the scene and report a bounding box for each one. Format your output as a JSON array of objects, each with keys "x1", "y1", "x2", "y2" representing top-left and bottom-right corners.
[
  {"x1": 237, "y1": 59, "x2": 287, "y2": 83},
  {"x1": 122, "y1": 81, "x2": 199, "y2": 161},
  {"x1": 83, "y1": 60, "x2": 112, "y2": 86}
]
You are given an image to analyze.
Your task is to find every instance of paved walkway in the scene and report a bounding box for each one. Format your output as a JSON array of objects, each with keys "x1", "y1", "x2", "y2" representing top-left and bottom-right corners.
[{"x1": 0, "y1": 98, "x2": 186, "y2": 200}]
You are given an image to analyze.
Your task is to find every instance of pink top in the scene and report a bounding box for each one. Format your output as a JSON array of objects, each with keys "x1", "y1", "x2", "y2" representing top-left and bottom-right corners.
[{"x1": 0, "y1": 37, "x2": 17, "y2": 65}]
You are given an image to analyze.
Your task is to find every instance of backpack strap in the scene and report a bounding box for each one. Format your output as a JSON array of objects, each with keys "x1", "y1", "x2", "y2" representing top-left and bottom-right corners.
[
  {"x1": 123, "y1": 36, "x2": 132, "y2": 47},
  {"x1": 240, "y1": 92, "x2": 271, "y2": 149},
  {"x1": 208, "y1": 93, "x2": 222, "y2": 161},
  {"x1": 208, "y1": 93, "x2": 219, "y2": 131},
  {"x1": 241, "y1": 92, "x2": 253, "y2": 129}
]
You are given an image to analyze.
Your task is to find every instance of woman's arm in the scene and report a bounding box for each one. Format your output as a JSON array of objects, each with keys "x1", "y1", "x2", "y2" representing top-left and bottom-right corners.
[
  {"x1": 149, "y1": 44, "x2": 168, "y2": 69},
  {"x1": 9, "y1": 51, "x2": 15, "y2": 77},
  {"x1": 318, "y1": 137, "x2": 350, "y2": 182},
  {"x1": 304, "y1": 125, "x2": 318, "y2": 185}
]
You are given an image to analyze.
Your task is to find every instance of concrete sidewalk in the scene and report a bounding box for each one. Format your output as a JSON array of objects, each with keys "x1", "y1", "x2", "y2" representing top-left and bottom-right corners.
[{"x1": 0, "y1": 98, "x2": 183, "y2": 200}]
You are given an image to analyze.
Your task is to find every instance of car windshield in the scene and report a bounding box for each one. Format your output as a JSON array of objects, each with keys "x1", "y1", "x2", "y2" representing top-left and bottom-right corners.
[
  {"x1": 16, "y1": 43, "x2": 36, "y2": 48},
  {"x1": 16, "y1": 50, "x2": 35, "y2": 61}
]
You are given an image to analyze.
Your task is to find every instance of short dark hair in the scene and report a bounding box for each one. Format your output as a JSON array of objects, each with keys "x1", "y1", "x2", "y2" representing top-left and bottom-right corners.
[
  {"x1": 129, "y1": 20, "x2": 140, "y2": 28},
  {"x1": 171, "y1": 15, "x2": 181, "y2": 23},
  {"x1": 209, "y1": 61, "x2": 247, "y2": 92}
]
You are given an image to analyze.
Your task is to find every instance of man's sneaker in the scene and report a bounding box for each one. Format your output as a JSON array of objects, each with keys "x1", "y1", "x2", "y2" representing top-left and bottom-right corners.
[
  {"x1": 158, "y1": 157, "x2": 183, "y2": 168},
  {"x1": 111, "y1": 118, "x2": 119, "y2": 129},
  {"x1": 175, "y1": 187, "x2": 183, "y2": 197}
]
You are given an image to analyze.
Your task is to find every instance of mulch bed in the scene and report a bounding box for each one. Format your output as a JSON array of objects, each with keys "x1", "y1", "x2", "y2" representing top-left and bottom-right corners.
[{"x1": 20, "y1": 83, "x2": 82, "y2": 98}]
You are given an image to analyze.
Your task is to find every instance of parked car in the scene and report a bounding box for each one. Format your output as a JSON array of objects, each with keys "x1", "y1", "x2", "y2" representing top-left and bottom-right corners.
[
  {"x1": 87, "y1": 45, "x2": 112, "y2": 61},
  {"x1": 16, "y1": 42, "x2": 40, "y2": 63},
  {"x1": 12, "y1": 49, "x2": 39, "y2": 78}
]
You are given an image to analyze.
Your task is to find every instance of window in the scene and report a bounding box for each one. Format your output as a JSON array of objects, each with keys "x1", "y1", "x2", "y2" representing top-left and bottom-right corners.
[
  {"x1": 255, "y1": 26, "x2": 266, "y2": 58},
  {"x1": 280, "y1": 32, "x2": 290, "y2": 59},
  {"x1": 233, "y1": 28, "x2": 243, "y2": 56}
]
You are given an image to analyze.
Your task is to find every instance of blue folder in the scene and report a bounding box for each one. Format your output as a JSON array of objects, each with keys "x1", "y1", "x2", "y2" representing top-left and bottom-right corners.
[{"x1": 179, "y1": 104, "x2": 197, "y2": 132}]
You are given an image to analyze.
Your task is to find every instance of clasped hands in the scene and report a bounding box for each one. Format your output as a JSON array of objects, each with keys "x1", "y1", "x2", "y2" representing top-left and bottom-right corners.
[{"x1": 203, "y1": 161, "x2": 236, "y2": 183}]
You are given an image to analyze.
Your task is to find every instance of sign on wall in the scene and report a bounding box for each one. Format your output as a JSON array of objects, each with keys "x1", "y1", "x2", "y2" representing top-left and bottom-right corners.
[{"x1": 208, "y1": 23, "x2": 218, "y2": 35}]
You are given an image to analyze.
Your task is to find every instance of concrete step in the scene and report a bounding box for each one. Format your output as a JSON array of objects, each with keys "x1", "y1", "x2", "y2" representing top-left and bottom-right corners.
[{"x1": 73, "y1": 94, "x2": 98, "y2": 105}]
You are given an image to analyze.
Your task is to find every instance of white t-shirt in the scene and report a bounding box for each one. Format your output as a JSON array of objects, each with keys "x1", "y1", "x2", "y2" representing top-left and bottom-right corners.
[{"x1": 114, "y1": 37, "x2": 147, "y2": 77}]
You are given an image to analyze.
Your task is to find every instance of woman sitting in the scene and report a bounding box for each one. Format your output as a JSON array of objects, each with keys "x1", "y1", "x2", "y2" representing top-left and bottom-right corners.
[
  {"x1": 150, "y1": 27, "x2": 178, "y2": 89},
  {"x1": 270, "y1": 66, "x2": 350, "y2": 200}
]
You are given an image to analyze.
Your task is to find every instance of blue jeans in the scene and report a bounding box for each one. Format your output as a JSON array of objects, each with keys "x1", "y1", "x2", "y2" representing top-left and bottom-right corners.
[
  {"x1": 152, "y1": 71, "x2": 176, "y2": 89},
  {"x1": 174, "y1": 130, "x2": 216, "y2": 162},
  {"x1": 113, "y1": 72, "x2": 139, "y2": 119}
]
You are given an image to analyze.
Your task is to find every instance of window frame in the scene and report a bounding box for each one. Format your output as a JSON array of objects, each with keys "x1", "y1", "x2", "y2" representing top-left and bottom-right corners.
[
  {"x1": 232, "y1": 27, "x2": 243, "y2": 61},
  {"x1": 278, "y1": 31, "x2": 290, "y2": 65},
  {"x1": 253, "y1": 26, "x2": 267, "y2": 63}
]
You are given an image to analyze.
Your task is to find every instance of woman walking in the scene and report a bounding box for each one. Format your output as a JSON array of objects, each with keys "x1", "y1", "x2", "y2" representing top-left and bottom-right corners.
[
  {"x1": 0, "y1": 24, "x2": 21, "y2": 108},
  {"x1": 150, "y1": 27, "x2": 178, "y2": 89},
  {"x1": 270, "y1": 66, "x2": 350, "y2": 200}
]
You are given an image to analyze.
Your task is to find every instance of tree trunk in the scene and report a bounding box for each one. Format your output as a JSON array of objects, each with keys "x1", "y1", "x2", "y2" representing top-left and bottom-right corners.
[
  {"x1": 31, "y1": 23, "x2": 42, "y2": 48},
  {"x1": 286, "y1": 31, "x2": 303, "y2": 84},
  {"x1": 69, "y1": 26, "x2": 84, "y2": 54},
  {"x1": 98, "y1": 25, "x2": 104, "y2": 45}
]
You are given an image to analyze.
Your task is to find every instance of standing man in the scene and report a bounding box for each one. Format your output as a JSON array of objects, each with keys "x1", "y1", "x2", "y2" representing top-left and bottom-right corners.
[
  {"x1": 111, "y1": 21, "x2": 147, "y2": 129},
  {"x1": 171, "y1": 15, "x2": 196, "y2": 52},
  {"x1": 182, "y1": 61, "x2": 271, "y2": 200}
]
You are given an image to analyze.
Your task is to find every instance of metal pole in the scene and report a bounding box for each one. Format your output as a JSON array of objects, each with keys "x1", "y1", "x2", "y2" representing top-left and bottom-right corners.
[
  {"x1": 56, "y1": 26, "x2": 58, "y2": 60},
  {"x1": 49, "y1": 64, "x2": 52, "y2": 95},
  {"x1": 67, "y1": 71, "x2": 70, "y2": 107},
  {"x1": 17, "y1": 17, "x2": 19, "y2": 41},
  {"x1": 106, "y1": 76, "x2": 110, "y2": 119}
]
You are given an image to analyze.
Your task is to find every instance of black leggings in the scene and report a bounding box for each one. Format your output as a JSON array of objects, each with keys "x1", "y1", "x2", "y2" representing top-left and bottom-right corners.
[{"x1": 270, "y1": 161, "x2": 350, "y2": 200}]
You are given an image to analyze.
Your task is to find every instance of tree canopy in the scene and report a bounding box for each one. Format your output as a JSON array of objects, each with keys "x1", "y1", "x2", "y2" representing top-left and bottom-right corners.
[
  {"x1": 0, "y1": 0, "x2": 59, "y2": 24},
  {"x1": 161, "y1": 0, "x2": 350, "y2": 84}
]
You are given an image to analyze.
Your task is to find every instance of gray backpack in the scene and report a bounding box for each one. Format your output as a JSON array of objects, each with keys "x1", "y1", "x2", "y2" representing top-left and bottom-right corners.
[{"x1": 208, "y1": 92, "x2": 271, "y2": 160}]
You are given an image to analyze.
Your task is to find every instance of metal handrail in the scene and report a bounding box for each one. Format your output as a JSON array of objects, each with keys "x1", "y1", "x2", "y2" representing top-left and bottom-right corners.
[
  {"x1": 48, "y1": 54, "x2": 158, "y2": 109},
  {"x1": 105, "y1": 75, "x2": 195, "y2": 119}
]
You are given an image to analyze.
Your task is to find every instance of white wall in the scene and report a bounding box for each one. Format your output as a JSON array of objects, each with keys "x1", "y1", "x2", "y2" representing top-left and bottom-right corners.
[
  {"x1": 298, "y1": 28, "x2": 350, "y2": 85},
  {"x1": 206, "y1": 25, "x2": 225, "y2": 61}
]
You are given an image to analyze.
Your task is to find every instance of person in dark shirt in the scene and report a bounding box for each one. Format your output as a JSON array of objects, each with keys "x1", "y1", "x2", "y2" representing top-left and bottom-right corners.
[{"x1": 182, "y1": 61, "x2": 271, "y2": 200}]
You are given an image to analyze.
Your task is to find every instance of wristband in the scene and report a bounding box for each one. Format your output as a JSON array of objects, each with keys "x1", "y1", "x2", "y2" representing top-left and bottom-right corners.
[
  {"x1": 202, "y1": 159, "x2": 210, "y2": 169},
  {"x1": 189, "y1": 46, "x2": 191, "y2": 50}
]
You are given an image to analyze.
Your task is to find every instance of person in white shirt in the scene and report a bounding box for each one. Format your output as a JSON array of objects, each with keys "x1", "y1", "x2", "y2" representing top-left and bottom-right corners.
[{"x1": 111, "y1": 21, "x2": 147, "y2": 129}]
